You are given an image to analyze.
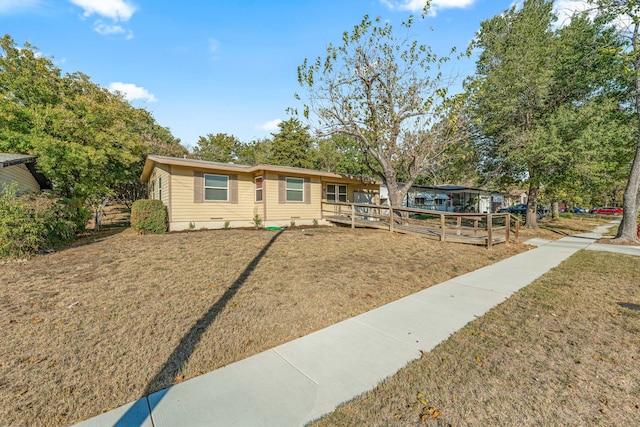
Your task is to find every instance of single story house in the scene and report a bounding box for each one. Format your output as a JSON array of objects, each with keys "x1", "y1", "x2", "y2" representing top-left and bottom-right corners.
[
  {"x1": 0, "y1": 153, "x2": 51, "y2": 195},
  {"x1": 140, "y1": 155, "x2": 380, "y2": 231}
]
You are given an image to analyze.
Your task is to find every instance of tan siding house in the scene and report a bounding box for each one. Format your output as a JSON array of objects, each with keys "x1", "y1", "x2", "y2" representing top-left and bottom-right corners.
[
  {"x1": 140, "y1": 155, "x2": 380, "y2": 231},
  {"x1": 0, "y1": 154, "x2": 50, "y2": 195}
]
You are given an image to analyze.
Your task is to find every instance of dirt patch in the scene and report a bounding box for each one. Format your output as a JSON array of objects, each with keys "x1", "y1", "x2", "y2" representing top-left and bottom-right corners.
[{"x1": 311, "y1": 251, "x2": 640, "y2": 426}]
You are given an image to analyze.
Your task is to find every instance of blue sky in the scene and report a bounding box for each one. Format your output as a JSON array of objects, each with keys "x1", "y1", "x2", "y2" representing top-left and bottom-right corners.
[{"x1": 1, "y1": 0, "x2": 588, "y2": 149}]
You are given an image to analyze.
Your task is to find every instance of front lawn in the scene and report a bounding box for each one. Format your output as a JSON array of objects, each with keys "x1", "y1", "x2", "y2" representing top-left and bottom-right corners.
[{"x1": 0, "y1": 216, "x2": 606, "y2": 426}]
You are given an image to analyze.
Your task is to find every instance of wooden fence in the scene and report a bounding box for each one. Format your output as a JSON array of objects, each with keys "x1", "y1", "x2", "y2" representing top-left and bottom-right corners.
[{"x1": 321, "y1": 201, "x2": 519, "y2": 249}]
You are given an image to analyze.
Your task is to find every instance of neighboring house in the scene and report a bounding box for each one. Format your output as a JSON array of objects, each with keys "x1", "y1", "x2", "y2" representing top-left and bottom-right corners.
[
  {"x1": 505, "y1": 189, "x2": 528, "y2": 207},
  {"x1": 140, "y1": 155, "x2": 380, "y2": 231},
  {"x1": 0, "y1": 153, "x2": 51, "y2": 195},
  {"x1": 380, "y1": 184, "x2": 503, "y2": 213}
]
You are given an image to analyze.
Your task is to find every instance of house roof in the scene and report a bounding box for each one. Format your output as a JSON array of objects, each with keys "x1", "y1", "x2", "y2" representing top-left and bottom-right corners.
[
  {"x1": 0, "y1": 153, "x2": 52, "y2": 190},
  {"x1": 0, "y1": 153, "x2": 37, "y2": 168},
  {"x1": 406, "y1": 183, "x2": 496, "y2": 195},
  {"x1": 140, "y1": 155, "x2": 381, "y2": 184}
]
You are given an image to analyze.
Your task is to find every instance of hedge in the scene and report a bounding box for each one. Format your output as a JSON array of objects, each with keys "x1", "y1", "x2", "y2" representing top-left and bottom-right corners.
[{"x1": 0, "y1": 184, "x2": 79, "y2": 259}]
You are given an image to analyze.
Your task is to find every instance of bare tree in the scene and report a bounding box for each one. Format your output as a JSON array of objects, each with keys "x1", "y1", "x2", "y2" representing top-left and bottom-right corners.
[{"x1": 296, "y1": 13, "x2": 467, "y2": 208}]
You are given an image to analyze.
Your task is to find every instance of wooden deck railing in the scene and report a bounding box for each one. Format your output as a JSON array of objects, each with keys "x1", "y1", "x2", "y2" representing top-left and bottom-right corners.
[{"x1": 321, "y1": 201, "x2": 519, "y2": 249}]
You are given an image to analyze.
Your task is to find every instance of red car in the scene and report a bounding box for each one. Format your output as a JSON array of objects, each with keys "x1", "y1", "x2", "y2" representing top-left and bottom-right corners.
[{"x1": 591, "y1": 207, "x2": 623, "y2": 215}]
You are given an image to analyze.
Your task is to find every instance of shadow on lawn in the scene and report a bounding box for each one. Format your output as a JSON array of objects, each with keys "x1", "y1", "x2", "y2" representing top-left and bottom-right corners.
[{"x1": 113, "y1": 229, "x2": 285, "y2": 427}]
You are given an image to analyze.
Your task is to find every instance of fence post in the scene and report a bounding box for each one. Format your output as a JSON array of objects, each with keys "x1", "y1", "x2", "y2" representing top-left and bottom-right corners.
[
  {"x1": 456, "y1": 216, "x2": 462, "y2": 236},
  {"x1": 440, "y1": 213, "x2": 446, "y2": 241},
  {"x1": 504, "y1": 213, "x2": 510, "y2": 245},
  {"x1": 389, "y1": 208, "x2": 394, "y2": 233},
  {"x1": 514, "y1": 215, "x2": 519, "y2": 239},
  {"x1": 487, "y1": 213, "x2": 493, "y2": 249},
  {"x1": 351, "y1": 204, "x2": 355, "y2": 229}
]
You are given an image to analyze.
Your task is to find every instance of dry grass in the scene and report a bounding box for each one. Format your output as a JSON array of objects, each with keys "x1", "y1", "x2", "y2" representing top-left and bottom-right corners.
[
  {"x1": 2, "y1": 224, "x2": 530, "y2": 427},
  {"x1": 0, "y1": 215, "x2": 613, "y2": 426},
  {"x1": 311, "y1": 248, "x2": 640, "y2": 426}
]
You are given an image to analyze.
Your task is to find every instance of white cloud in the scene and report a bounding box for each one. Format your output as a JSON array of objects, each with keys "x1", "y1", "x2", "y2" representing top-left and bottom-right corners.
[
  {"x1": 259, "y1": 119, "x2": 282, "y2": 131},
  {"x1": 108, "y1": 82, "x2": 157, "y2": 103},
  {"x1": 69, "y1": 0, "x2": 136, "y2": 21},
  {"x1": 381, "y1": 0, "x2": 477, "y2": 14},
  {"x1": 0, "y1": 0, "x2": 44, "y2": 14},
  {"x1": 551, "y1": 0, "x2": 632, "y2": 30},
  {"x1": 553, "y1": 0, "x2": 592, "y2": 26},
  {"x1": 94, "y1": 21, "x2": 134, "y2": 38}
]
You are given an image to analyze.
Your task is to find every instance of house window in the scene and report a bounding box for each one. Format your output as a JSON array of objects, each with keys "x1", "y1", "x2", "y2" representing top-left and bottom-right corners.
[
  {"x1": 204, "y1": 174, "x2": 228, "y2": 201},
  {"x1": 327, "y1": 184, "x2": 347, "y2": 203},
  {"x1": 158, "y1": 177, "x2": 162, "y2": 201},
  {"x1": 255, "y1": 176, "x2": 263, "y2": 202},
  {"x1": 151, "y1": 180, "x2": 156, "y2": 199},
  {"x1": 286, "y1": 177, "x2": 304, "y2": 202}
]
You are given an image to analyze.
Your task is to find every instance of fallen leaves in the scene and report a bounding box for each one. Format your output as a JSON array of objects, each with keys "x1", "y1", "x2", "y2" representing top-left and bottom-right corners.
[{"x1": 416, "y1": 392, "x2": 442, "y2": 423}]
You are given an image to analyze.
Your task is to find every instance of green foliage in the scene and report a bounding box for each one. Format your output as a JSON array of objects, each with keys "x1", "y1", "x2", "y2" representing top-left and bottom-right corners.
[
  {"x1": 290, "y1": 220, "x2": 296, "y2": 228},
  {"x1": 467, "y1": 0, "x2": 628, "y2": 226},
  {"x1": 313, "y1": 134, "x2": 371, "y2": 176},
  {"x1": 193, "y1": 133, "x2": 241, "y2": 163},
  {"x1": 251, "y1": 208, "x2": 263, "y2": 229},
  {"x1": 233, "y1": 137, "x2": 271, "y2": 165},
  {"x1": 223, "y1": 220, "x2": 231, "y2": 229},
  {"x1": 59, "y1": 198, "x2": 91, "y2": 231},
  {"x1": 313, "y1": 218, "x2": 319, "y2": 226},
  {"x1": 268, "y1": 118, "x2": 315, "y2": 169},
  {"x1": 559, "y1": 212, "x2": 572, "y2": 219},
  {"x1": 130, "y1": 199, "x2": 167, "y2": 234},
  {"x1": 0, "y1": 184, "x2": 77, "y2": 259},
  {"x1": 188, "y1": 221, "x2": 196, "y2": 230},
  {"x1": 0, "y1": 34, "x2": 186, "y2": 222}
]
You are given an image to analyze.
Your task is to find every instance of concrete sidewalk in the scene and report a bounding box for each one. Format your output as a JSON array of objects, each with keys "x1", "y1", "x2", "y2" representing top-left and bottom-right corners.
[{"x1": 76, "y1": 221, "x2": 636, "y2": 427}]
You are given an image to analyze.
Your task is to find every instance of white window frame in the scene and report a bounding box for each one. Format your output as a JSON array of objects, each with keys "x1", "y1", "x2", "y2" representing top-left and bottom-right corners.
[
  {"x1": 204, "y1": 173, "x2": 229, "y2": 202},
  {"x1": 158, "y1": 177, "x2": 162, "y2": 201},
  {"x1": 326, "y1": 184, "x2": 347, "y2": 203},
  {"x1": 255, "y1": 176, "x2": 263, "y2": 202},
  {"x1": 286, "y1": 177, "x2": 304, "y2": 202}
]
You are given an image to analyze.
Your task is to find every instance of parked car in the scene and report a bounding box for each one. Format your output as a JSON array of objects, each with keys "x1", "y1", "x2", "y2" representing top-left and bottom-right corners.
[
  {"x1": 590, "y1": 206, "x2": 623, "y2": 215},
  {"x1": 571, "y1": 207, "x2": 587, "y2": 214},
  {"x1": 499, "y1": 203, "x2": 548, "y2": 219}
]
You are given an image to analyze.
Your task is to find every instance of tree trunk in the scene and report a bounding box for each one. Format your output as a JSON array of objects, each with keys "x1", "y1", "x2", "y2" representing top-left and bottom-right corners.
[
  {"x1": 615, "y1": 19, "x2": 640, "y2": 243},
  {"x1": 93, "y1": 196, "x2": 109, "y2": 232},
  {"x1": 524, "y1": 182, "x2": 539, "y2": 229},
  {"x1": 552, "y1": 200, "x2": 559, "y2": 219}
]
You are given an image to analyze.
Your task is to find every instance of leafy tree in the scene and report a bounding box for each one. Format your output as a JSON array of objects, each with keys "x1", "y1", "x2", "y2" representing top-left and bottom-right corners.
[
  {"x1": 297, "y1": 13, "x2": 467, "y2": 208},
  {"x1": 192, "y1": 133, "x2": 241, "y2": 163},
  {"x1": 0, "y1": 35, "x2": 186, "y2": 230},
  {"x1": 587, "y1": 0, "x2": 640, "y2": 242},
  {"x1": 235, "y1": 137, "x2": 273, "y2": 165},
  {"x1": 468, "y1": 1, "x2": 625, "y2": 227},
  {"x1": 314, "y1": 133, "x2": 370, "y2": 176},
  {"x1": 268, "y1": 117, "x2": 314, "y2": 168}
]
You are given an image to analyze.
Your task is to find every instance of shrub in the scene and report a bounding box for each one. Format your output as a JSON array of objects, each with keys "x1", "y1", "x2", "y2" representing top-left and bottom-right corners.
[
  {"x1": 131, "y1": 199, "x2": 167, "y2": 234},
  {"x1": 0, "y1": 185, "x2": 77, "y2": 259},
  {"x1": 252, "y1": 208, "x2": 263, "y2": 229},
  {"x1": 60, "y1": 198, "x2": 92, "y2": 231}
]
